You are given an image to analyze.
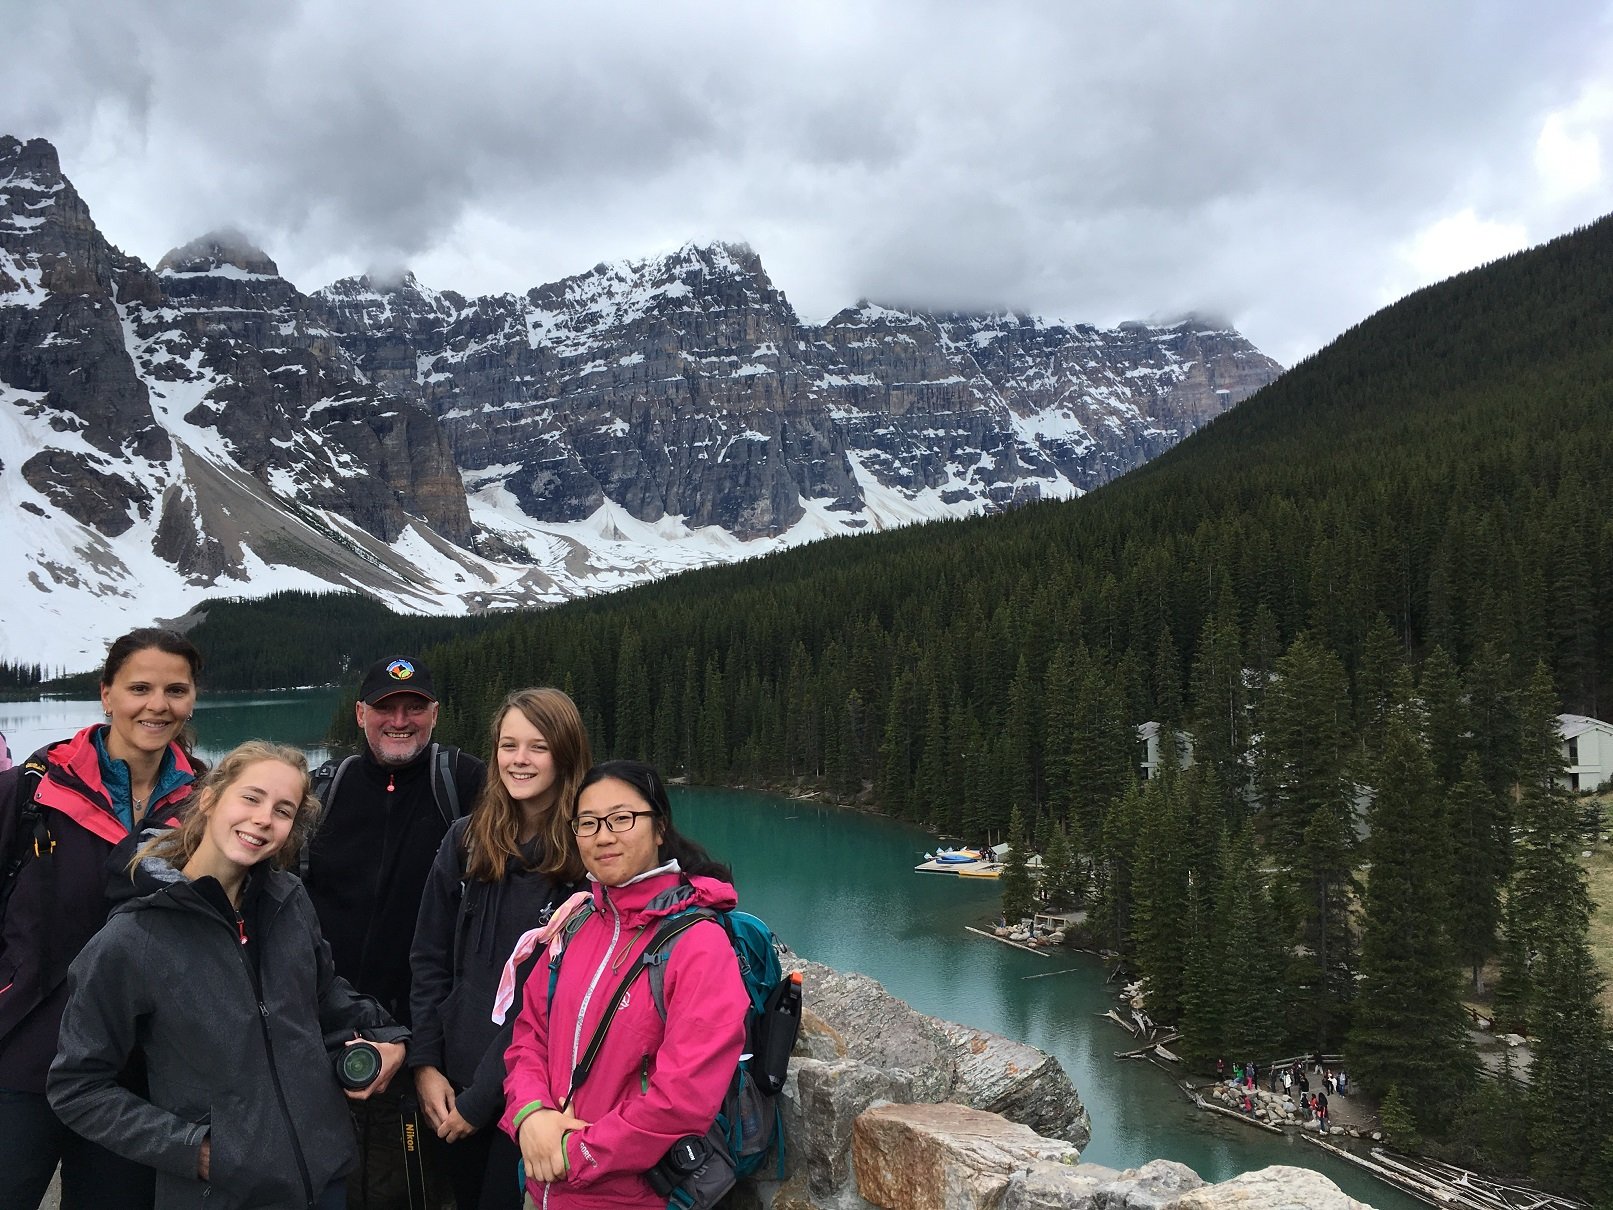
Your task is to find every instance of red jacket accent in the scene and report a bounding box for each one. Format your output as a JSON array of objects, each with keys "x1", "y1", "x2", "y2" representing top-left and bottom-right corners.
[
  {"x1": 0, "y1": 725, "x2": 195, "y2": 1091},
  {"x1": 502, "y1": 869, "x2": 749, "y2": 1209},
  {"x1": 32, "y1": 727, "x2": 195, "y2": 845}
]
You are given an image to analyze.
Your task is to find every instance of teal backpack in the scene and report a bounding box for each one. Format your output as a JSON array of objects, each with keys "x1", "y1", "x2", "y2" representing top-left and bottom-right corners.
[{"x1": 547, "y1": 897, "x2": 803, "y2": 1208}]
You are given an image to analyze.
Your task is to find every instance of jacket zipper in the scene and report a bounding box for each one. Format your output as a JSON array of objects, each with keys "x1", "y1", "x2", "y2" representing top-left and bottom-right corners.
[
  {"x1": 227, "y1": 908, "x2": 317, "y2": 1208},
  {"x1": 569, "y1": 889, "x2": 622, "y2": 1088},
  {"x1": 550, "y1": 887, "x2": 622, "y2": 1198}
]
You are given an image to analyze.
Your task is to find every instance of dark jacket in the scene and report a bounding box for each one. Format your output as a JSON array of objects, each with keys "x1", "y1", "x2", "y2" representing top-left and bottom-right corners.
[
  {"x1": 303, "y1": 742, "x2": 485, "y2": 1025},
  {"x1": 408, "y1": 815, "x2": 576, "y2": 1129},
  {"x1": 48, "y1": 858, "x2": 408, "y2": 1209},
  {"x1": 0, "y1": 726, "x2": 195, "y2": 1091}
]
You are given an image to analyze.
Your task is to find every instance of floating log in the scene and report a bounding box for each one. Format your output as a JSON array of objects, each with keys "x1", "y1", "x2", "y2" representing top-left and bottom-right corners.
[
  {"x1": 963, "y1": 925, "x2": 1052, "y2": 957},
  {"x1": 1300, "y1": 1136, "x2": 1449, "y2": 1209},
  {"x1": 1021, "y1": 967, "x2": 1084, "y2": 980},
  {"x1": 1153, "y1": 1043, "x2": 1182, "y2": 1062},
  {"x1": 1191, "y1": 1095, "x2": 1285, "y2": 1134},
  {"x1": 1101, "y1": 1008, "x2": 1138, "y2": 1035},
  {"x1": 1113, "y1": 1030, "x2": 1180, "y2": 1059},
  {"x1": 1302, "y1": 1135, "x2": 1588, "y2": 1210}
]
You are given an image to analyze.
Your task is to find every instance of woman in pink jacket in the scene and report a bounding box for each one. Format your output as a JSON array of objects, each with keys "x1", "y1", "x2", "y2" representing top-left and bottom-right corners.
[{"x1": 501, "y1": 760, "x2": 748, "y2": 1208}]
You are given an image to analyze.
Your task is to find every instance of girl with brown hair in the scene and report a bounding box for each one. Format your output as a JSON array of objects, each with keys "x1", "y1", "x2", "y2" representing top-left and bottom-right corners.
[{"x1": 409, "y1": 688, "x2": 593, "y2": 1209}]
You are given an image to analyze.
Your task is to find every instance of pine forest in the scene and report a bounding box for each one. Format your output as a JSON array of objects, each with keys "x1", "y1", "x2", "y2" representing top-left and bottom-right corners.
[{"x1": 192, "y1": 213, "x2": 1613, "y2": 1199}]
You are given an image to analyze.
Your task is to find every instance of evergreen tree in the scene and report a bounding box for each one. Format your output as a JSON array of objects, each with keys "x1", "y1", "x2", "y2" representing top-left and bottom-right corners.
[
  {"x1": 999, "y1": 806, "x2": 1035, "y2": 925},
  {"x1": 1257, "y1": 631, "x2": 1353, "y2": 862},
  {"x1": 1133, "y1": 767, "x2": 1191, "y2": 1026},
  {"x1": 1353, "y1": 613, "x2": 1402, "y2": 760},
  {"x1": 1497, "y1": 665, "x2": 1586, "y2": 1030},
  {"x1": 1187, "y1": 590, "x2": 1248, "y2": 824},
  {"x1": 612, "y1": 626, "x2": 650, "y2": 758},
  {"x1": 1177, "y1": 871, "x2": 1223, "y2": 1065},
  {"x1": 1040, "y1": 822, "x2": 1081, "y2": 910},
  {"x1": 1418, "y1": 644, "x2": 1468, "y2": 786},
  {"x1": 1289, "y1": 801, "x2": 1358, "y2": 1053},
  {"x1": 1068, "y1": 666, "x2": 1135, "y2": 849},
  {"x1": 1448, "y1": 754, "x2": 1503, "y2": 993},
  {"x1": 1347, "y1": 717, "x2": 1475, "y2": 1131},
  {"x1": 1094, "y1": 785, "x2": 1143, "y2": 956},
  {"x1": 1498, "y1": 666, "x2": 1613, "y2": 1195},
  {"x1": 1215, "y1": 825, "x2": 1286, "y2": 1058}
]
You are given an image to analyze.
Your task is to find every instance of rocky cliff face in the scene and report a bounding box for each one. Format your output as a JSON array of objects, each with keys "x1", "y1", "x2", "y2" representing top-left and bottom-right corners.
[
  {"x1": 314, "y1": 246, "x2": 1280, "y2": 542},
  {"x1": 0, "y1": 134, "x2": 1282, "y2": 667}
]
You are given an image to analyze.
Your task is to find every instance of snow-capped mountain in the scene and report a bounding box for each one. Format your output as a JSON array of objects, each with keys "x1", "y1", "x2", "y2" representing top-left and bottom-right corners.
[{"x1": 0, "y1": 136, "x2": 1282, "y2": 669}]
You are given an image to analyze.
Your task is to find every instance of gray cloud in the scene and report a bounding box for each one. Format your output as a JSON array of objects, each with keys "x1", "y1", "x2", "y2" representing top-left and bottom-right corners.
[{"x1": 3, "y1": 0, "x2": 1610, "y2": 364}]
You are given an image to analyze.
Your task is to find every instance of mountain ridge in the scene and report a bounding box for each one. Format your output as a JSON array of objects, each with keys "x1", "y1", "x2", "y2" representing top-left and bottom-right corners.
[{"x1": 0, "y1": 134, "x2": 1281, "y2": 668}]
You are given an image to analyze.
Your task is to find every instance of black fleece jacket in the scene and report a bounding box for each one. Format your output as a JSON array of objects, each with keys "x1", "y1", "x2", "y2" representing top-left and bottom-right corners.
[
  {"x1": 407, "y1": 815, "x2": 577, "y2": 1129},
  {"x1": 302, "y1": 742, "x2": 485, "y2": 1025},
  {"x1": 48, "y1": 860, "x2": 408, "y2": 1210}
]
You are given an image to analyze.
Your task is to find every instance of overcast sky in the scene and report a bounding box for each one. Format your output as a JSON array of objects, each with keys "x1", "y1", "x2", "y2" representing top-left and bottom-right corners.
[{"x1": 4, "y1": 1, "x2": 1609, "y2": 366}]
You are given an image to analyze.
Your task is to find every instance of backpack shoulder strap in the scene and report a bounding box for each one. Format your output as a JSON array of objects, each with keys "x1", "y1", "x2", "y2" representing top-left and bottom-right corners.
[
  {"x1": 1, "y1": 748, "x2": 57, "y2": 922},
  {"x1": 298, "y1": 754, "x2": 358, "y2": 879},
  {"x1": 644, "y1": 908, "x2": 725, "y2": 1021},
  {"x1": 430, "y1": 744, "x2": 463, "y2": 828},
  {"x1": 561, "y1": 909, "x2": 715, "y2": 1110}
]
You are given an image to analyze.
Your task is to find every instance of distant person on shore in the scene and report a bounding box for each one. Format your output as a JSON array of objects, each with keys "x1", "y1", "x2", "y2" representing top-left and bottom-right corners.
[
  {"x1": 302, "y1": 655, "x2": 486, "y2": 1210},
  {"x1": 0, "y1": 628, "x2": 203, "y2": 1210},
  {"x1": 49, "y1": 741, "x2": 408, "y2": 1209},
  {"x1": 409, "y1": 689, "x2": 591, "y2": 1210}
]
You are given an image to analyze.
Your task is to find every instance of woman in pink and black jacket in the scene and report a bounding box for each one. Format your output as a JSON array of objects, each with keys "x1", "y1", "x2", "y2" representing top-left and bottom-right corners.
[
  {"x1": 0, "y1": 628, "x2": 203, "y2": 1210},
  {"x1": 501, "y1": 760, "x2": 748, "y2": 1209}
]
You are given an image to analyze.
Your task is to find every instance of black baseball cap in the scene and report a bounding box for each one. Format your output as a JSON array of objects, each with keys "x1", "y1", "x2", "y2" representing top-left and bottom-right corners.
[{"x1": 359, "y1": 656, "x2": 438, "y2": 705}]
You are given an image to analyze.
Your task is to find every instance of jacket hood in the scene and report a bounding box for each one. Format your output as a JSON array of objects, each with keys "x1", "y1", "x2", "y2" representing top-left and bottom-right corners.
[
  {"x1": 34, "y1": 725, "x2": 195, "y2": 846},
  {"x1": 111, "y1": 854, "x2": 288, "y2": 920}
]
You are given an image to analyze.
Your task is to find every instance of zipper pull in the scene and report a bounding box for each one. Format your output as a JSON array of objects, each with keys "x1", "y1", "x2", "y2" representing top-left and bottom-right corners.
[
  {"x1": 236, "y1": 911, "x2": 248, "y2": 946},
  {"x1": 387, "y1": 774, "x2": 395, "y2": 793}
]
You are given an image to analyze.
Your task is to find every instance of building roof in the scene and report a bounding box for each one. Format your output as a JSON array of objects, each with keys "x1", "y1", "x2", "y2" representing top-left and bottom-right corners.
[{"x1": 1559, "y1": 713, "x2": 1613, "y2": 740}]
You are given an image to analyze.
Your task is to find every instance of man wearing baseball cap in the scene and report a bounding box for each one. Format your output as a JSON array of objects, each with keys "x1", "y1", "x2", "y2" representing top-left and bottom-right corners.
[{"x1": 303, "y1": 655, "x2": 485, "y2": 1210}]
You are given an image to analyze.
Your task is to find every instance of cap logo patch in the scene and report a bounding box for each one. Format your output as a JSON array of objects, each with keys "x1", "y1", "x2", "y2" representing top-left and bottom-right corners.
[{"x1": 387, "y1": 659, "x2": 416, "y2": 681}]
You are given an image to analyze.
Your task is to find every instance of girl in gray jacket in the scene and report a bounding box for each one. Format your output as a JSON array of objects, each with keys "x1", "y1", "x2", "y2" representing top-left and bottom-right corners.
[{"x1": 48, "y1": 741, "x2": 409, "y2": 1209}]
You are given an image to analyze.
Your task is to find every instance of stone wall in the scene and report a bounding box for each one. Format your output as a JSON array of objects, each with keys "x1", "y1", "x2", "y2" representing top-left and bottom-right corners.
[{"x1": 753, "y1": 958, "x2": 1377, "y2": 1210}]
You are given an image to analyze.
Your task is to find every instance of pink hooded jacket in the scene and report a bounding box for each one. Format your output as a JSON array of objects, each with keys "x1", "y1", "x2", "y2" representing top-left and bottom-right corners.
[{"x1": 501, "y1": 865, "x2": 749, "y2": 1209}]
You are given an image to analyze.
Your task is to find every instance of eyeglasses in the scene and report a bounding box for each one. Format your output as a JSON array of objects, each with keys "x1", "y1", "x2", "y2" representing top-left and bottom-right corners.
[{"x1": 570, "y1": 810, "x2": 655, "y2": 838}]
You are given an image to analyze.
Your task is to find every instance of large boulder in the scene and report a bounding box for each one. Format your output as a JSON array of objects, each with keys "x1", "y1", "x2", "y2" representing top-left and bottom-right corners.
[
  {"x1": 788, "y1": 957, "x2": 1090, "y2": 1147},
  {"x1": 1164, "y1": 1165, "x2": 1375, "y2": 1208},
  {"x1": 852, "y1": 1102, "x2": 1079, "y2": 1209}
]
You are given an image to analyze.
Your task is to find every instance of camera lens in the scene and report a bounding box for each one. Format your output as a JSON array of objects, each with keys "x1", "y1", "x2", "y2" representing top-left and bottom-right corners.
[{"x1": 335, "y1": 1041, "x2": 383, "y2": 1090}]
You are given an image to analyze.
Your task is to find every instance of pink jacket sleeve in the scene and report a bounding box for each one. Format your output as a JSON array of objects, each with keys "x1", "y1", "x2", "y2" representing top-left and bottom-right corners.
[
  {"x1": 564, "y1": 921, "x2": 749, "y2": 1186},
  {"x1": 500, "y1": 958, "x2": 561, "y2": 1138}
]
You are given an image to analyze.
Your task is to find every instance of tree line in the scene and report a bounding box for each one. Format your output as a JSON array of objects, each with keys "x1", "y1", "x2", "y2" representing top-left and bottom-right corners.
[{"x1": 215, "y1": 213, "x2": 1613, "y2": 1198}]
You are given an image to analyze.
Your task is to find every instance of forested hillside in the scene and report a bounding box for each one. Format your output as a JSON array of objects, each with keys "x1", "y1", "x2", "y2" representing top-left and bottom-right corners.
[
  {"x1": 147, "y1": 213, "x2": 1613, "y2": 1198},
  {"x1": 347, "y1": 212, "x2": 1612, "y2": 1198}
]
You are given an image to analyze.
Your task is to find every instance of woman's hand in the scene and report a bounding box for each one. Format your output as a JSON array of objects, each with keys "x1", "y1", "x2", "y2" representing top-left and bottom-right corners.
[
  {"x1": 414, "y1": 1065, "x2": 456, "y2": 1130},
  {"x1": 436, "y1": 1107, "x2": 476, "y2": 1143},
  {"x1": 344, "y1": 1038, "x2": 408, "y2": 1100},
  {"x1": 517, "y1": 1108, "x2": 589, "y2": 1184},
  {"x1": 197, "y1": 1136, "x2": 211, "y2": 1181}
]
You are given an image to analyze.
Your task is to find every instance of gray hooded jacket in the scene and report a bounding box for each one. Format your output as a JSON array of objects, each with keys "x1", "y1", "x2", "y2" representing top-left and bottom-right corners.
[{"x1": 48, "y1": 859, "x2": 408, "y2": 1209}]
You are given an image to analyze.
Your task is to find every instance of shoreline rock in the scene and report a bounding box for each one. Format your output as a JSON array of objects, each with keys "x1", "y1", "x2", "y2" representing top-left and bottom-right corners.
[{"x1": 765, "y1": 958, "x2": 1377, "y2": 1208}]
